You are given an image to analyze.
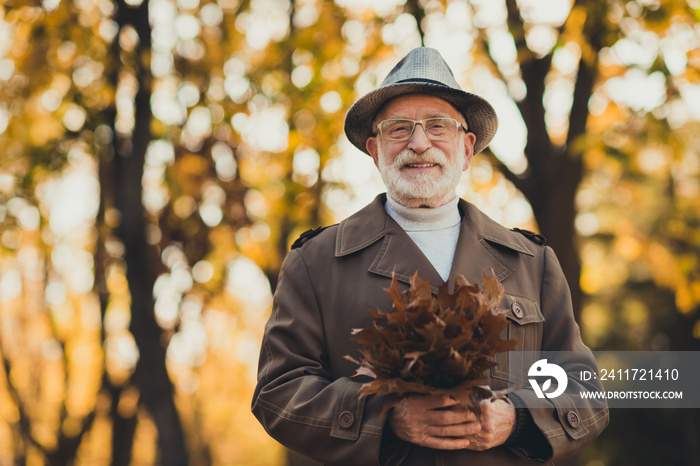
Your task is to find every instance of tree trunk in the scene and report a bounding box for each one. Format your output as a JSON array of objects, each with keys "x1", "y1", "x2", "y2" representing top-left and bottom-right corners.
[
  {"x1": 528, "y1": 156, "x2": 583, "y2": 317},
  {"x1": 110, "y1": 1, "x2": 189, "y2": 463},
  {"x1": 491, "y1": 0, "x2": 607, "y2": 318}
]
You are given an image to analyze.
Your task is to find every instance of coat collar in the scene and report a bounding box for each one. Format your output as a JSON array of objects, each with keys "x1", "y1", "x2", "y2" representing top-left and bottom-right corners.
[{"x1": 335, "y1": 194, "x2": 534, "y2": 290}]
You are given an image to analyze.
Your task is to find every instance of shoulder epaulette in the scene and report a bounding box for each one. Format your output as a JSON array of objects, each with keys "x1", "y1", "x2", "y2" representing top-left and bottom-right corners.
[
  {"x1": 511, "y1": 227, "x2": 546, "y2": 245},
  {"x1": 291, "y1": 226, "x2": 328, "y2": 250}
]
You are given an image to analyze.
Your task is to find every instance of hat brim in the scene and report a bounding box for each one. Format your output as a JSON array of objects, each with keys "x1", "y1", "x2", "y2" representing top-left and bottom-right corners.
[{"x1": 344, "y1": 82, "x2": 498, "y2": 155}]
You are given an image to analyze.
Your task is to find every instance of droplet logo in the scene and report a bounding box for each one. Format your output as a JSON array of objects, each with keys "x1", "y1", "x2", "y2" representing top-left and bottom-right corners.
[{"x1": 528, "y1": 359, "x2": 568, "y2": 399}]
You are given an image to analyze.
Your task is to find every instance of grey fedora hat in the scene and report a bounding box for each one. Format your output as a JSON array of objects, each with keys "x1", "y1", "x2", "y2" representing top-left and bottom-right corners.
[{"x1": 344, "y1": 47, "x2": 498, "y2": 155}]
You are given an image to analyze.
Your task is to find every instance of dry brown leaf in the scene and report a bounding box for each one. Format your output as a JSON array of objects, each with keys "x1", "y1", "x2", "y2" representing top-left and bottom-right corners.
[{"x1": 349, "y1": 271, "x2": 519, "y2": 403}]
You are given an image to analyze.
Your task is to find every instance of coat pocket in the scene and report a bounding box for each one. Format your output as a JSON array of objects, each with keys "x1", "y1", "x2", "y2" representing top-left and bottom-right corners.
[{"x1": 491, "y1": 295, "x2": 544, "y2": 382}]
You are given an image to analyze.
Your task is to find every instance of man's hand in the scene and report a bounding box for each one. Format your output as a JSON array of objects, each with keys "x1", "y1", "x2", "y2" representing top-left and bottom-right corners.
[
  {"x1": 463, "y1": 398, "x2": 516, "y2": 451},
  {"x1": 389, "y1": 394, "x2": 480, "y2": 450},
  {"x1": 389, "y1": 393, "x2": 515, "y2": 451}
]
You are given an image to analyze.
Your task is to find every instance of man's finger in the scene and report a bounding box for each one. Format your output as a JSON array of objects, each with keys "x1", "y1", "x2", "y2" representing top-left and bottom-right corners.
[
  {"x1": 426, "y1": 421, "x2": 482, "y2": 438},
  {"x1": 419, "y1": 394, "x2": 462, "y2": 410},
  {"x1": 421, "y1": 436, "x2": 471, "y2": 450},
  {"x1": 425, "y1": 407, "x2": 478, "y2": 426}
]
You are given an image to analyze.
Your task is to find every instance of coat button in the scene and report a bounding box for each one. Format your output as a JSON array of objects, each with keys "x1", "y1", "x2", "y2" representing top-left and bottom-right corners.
[
  {"x1": 339, "y1": 411, "x2": 354, "y2": 429},
  {"x1": 566, "y1": 410, "x2": 580, "y2": 428},
  {"x1": 511, "y1": 302, "x2": 525, "y2": 319}
]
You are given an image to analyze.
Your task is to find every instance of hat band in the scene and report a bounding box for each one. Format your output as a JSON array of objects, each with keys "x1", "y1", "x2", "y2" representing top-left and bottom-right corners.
[{"x1": 394, "y1": 78, "x2": 454, "y2": 88}]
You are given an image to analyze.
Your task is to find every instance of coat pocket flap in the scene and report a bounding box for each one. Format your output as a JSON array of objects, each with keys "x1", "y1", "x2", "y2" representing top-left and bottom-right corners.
[
  {"x1": 491, "y1": 296, "x2": 544, "y2": 382},
  {"x1": 501, "y1": 295, "x2": 544, "y2": 325}
]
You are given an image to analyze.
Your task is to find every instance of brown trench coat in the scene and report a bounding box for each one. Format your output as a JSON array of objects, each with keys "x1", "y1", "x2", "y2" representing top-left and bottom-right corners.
[{"x1": 252, "y1": 194, "x2": 609, "y2": 466}]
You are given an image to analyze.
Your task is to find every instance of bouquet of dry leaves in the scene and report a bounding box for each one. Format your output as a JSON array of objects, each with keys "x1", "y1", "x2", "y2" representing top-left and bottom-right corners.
[{"x1": 345, "y1": 271, "x2": 518, "y2": 416}]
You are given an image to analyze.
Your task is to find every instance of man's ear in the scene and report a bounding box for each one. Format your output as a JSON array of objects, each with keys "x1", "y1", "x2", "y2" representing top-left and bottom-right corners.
[
  {"x1": 462, "y1": 132, "x2": 477, "y2": 170},
  {"x1": 366, "y1": 137, "x2": 380, "y2": 166}
]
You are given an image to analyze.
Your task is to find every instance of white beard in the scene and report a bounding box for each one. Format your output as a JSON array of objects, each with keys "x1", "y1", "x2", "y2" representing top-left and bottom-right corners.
[{"x1": 376, "y1": 145, "x2": 465, "y2": 208}]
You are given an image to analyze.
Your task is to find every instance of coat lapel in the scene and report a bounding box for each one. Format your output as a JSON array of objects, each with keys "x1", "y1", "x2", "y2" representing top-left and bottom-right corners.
[
  {"x1": 335, "y1": 194, "x2": 442, "y2": 292},
  {"x1": 335, "y1": 194, "x2": 534, "y2": 294},
  {"x1": 448, "y1": 199, "x2": 534, "y2": 289},
  {"x1": 367, "y1": 216, "x2": 444, "y2": 292},
  {"x1": 447, "y1": 218, "x2": 512, "y2": 290}
]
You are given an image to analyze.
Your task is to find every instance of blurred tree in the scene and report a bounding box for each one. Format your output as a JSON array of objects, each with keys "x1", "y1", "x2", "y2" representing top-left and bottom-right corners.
[
  {"x1": 0, "y1": 0, "x2": 259, "y2": 463},
  {"x1": 101, "y1": 0, "x2": 189, "y2": 463},
  {"x1": 246, "y1": 0, "x2": 392, "y2": 289},
  {"x1": 0, "y1": 1, "x2": 112, "y2": 463},
  {"x1": 465, "y1": 0, "x2": 700, "y2": 323}
]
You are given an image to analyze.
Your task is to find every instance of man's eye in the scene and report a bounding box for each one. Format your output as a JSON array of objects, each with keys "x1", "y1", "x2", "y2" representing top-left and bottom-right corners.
[
  {"x1": 432, "y1": 118, "x2": 451, "y2": 126},
  {"x1": 388, "y1": 124, "x2": 411, "y2": 134},
  {"x1": 428, "y1": 123, "x2": 447, "y2": 132}
]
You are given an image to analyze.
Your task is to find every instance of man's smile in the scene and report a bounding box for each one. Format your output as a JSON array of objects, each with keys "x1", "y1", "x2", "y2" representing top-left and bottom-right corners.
[
  {"x1": 402, "y1": 160, "x2": 442, "y2": 171},
  {"x1": 404, "y1": 162, "x2": 439, "y2": 168}
]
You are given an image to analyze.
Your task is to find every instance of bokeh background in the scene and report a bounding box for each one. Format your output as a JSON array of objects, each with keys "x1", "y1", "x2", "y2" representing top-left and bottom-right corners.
[{"x1": 0, "y1": 0, "x2": 699, "y2": 464}]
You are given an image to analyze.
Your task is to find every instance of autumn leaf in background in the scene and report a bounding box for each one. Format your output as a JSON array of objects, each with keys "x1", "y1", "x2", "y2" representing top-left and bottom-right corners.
[{"x1": 346, "y1": 271, "x2": 518, "y2": 414}]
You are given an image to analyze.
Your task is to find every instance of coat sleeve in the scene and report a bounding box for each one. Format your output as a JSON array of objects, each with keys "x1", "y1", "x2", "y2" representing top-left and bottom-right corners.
[
  {"x1": 510, "y1": 246, "x2": 609, "y2": 462},
  {"x1": 252, "y1": 249, "x2": 387, "y2": 466}
]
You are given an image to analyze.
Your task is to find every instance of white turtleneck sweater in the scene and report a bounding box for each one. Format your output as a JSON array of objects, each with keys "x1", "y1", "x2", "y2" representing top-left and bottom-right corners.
[{"x1": 384, "y1": 195, "x2": 462, "y2": 282}]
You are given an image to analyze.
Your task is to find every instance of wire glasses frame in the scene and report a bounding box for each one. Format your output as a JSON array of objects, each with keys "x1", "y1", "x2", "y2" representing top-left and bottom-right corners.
[{"x1": 375, "y1": 118, "x2": 467, "y2": 142}]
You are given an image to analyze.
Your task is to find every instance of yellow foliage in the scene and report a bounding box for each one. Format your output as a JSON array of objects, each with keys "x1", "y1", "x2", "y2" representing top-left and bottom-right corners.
[
  {"x1": 131, "y1": 408, "x2": 158, "y2": 465},
  {"x1": 172, "y1": 153, "x2": 212, "y2": 197},
  {"x1": 647, "y1": 242, "x2": 684, "y2": 290},
  {"x1": 621, "y1": 299, "x2": 649, "y2": 328},
  {"x1": 581, "y1": 303, "x2": 612, "y2": 347},
  {"x1": 74, "y1": 409, "x2": 113, "y2": 465},
  {"x1": 580, "y1": 249, "x2": 629, "y2": 295},
  {"x1": 583, "y1": 147, "x2": 606, "y2": 170},
  {"x1": 693, "y1": 320, "x2": 700, "y2": 340},
  {"x1": 116, "y1": 386, "x2": 140, "y2": 419},
  {"x1": 61, "y1": 416, "x2": 85, "y2": 439},
  {"x1": 613, "y1": 236, "x2": 642, "y2": 261},
  {"x1": 675, "y1": 284, "x2": 694, "y2": 315},
  {"x1": 29, "y1": 115, "x2": 65, "y2": 146},
  {"x1": 1, "y1": 0, "x2": 699, "y2": 464}
]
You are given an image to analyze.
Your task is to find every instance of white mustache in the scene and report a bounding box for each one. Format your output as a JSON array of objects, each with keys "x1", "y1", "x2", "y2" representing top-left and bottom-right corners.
[{"x1": 392, "y1": 148, "x2": 447, "y2": 168}]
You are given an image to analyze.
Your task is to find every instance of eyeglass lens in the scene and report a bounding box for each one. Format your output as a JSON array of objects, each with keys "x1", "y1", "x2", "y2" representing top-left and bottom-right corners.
[{"x1": 380, "y1": 118, "x2": 459, "y2": 141}]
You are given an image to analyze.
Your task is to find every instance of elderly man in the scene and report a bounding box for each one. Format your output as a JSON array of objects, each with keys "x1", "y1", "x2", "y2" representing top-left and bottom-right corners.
[{"x1": 252, "y1": 47, "x2": 608, "y2": 465}]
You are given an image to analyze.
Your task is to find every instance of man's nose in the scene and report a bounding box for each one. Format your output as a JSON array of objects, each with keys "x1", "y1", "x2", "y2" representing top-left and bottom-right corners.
[{"x1": 407, "y1": 122, "x2": 433, "y2": 153}]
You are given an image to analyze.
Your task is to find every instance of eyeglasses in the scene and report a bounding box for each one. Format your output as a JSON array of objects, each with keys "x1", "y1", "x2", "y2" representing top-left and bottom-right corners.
[{"x1": 375, "y1": 118, "x2": 467, "y2": 142}]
